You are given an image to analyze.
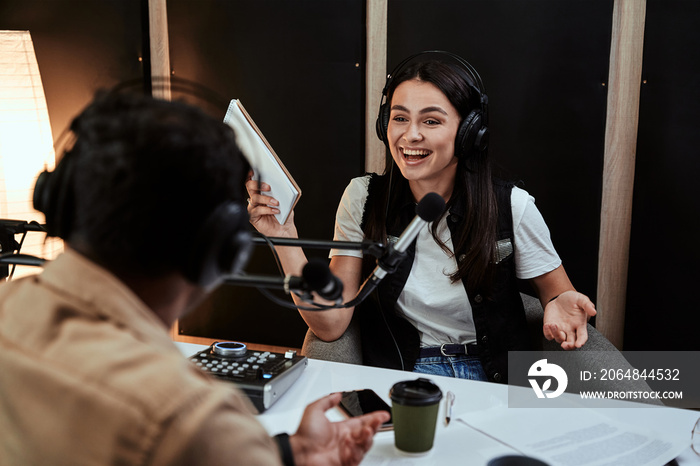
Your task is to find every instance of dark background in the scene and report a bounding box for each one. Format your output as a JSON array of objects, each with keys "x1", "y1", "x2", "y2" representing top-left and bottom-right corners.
[
  {"x1": 2, "y1": 0, "x2": 697, "y2": 350},
  {"x1": 625, "y1": 0, "x2": 700, "y2": 350}
]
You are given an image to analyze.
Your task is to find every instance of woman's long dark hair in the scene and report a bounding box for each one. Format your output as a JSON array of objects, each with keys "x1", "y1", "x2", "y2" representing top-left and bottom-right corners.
[{"x1": 366, "y1": 58, "x2": 499, "y2": 296}]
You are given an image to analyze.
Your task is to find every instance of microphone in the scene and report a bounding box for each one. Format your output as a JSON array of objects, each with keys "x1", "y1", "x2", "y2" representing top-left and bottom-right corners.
[
  {"x1": 385, "y1": 192, "x2": 446, "y2": 268},
  {"x1": 345, "y1": 192, "x2": 446, "y2": 307},
  {"x1": 302, "y1": 258, "x2": 343, "y2": 302}
]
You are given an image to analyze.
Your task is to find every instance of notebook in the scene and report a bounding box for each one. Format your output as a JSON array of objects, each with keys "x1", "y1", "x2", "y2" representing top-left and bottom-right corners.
[{"x1": 223, "y1": 99, "x2": 301, "y2": 225}]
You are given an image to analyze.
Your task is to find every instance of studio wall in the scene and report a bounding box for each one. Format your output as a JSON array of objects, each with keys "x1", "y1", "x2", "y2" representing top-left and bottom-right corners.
[
  {"x1": 168, "y1": 0, "x2": 366, "y2": 346},
  {"x1": 2, "y1": 0, "x2": 697, "y2": 350},
  {"x1": 624, "y1": 0, "x2": 700, "y2": 350},
  {"x1": 0, "y1": 0, "x2": 144, "y2": 142}
]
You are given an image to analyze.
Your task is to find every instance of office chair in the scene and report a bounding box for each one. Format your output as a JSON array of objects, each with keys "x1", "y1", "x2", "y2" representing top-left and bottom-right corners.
[{"x1": 301, "y1": 293, "x2": 661, "y2": 402}]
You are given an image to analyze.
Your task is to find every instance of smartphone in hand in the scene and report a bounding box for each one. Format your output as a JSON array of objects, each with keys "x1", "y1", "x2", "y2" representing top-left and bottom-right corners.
[{"x1": 339, "y1": 389, "x2": 393, "y2": 431}]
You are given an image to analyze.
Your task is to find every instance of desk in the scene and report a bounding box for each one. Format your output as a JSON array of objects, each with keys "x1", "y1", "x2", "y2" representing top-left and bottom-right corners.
[{"x1": 175, "y1": 342, "x2": 699, "y2": 465}]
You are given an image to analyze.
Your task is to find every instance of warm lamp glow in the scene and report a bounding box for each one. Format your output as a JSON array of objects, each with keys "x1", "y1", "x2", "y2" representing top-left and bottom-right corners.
[{"x1": 0, "y1": 30, "x2": 62, "y2": 278}]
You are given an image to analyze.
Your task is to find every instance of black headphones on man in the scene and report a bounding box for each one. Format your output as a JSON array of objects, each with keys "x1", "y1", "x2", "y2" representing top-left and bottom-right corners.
[
  {"x1": 33, "y1": 125, "x2": 252, "y2": 289},
  {"x1": 375, "y1": 50, "x2": 490, "y2": 159}
]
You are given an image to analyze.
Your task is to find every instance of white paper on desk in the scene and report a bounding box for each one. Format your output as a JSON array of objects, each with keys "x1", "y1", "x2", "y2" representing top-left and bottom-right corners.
[
  {"x1": 223, "y1": 99, "x2": 300, "y2": 224},
  {"x1": 361, "y1": 419, "x2": 510, "y2": 466},
  {"x1": 460, "y1": 406, "x2": 687, "y2": 466}
]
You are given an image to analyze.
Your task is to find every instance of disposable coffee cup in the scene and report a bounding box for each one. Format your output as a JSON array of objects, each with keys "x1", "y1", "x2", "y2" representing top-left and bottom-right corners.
[{"x1": 389, "y1": 377, "x2": 443, "y2": 455}]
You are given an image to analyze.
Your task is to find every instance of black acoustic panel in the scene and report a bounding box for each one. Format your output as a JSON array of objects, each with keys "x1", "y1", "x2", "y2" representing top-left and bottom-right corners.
[
  {"x1": 0, "y1": 0, "x2": 144, "y2": 144},
  {"x1": 387, "y1": 0, "x2": 612, "y2": 299},
  {"x1": 624, "y1": 0, "x2": 700, "y2": 350},
  {"x1": 172, "y1": 1, "x2": 365, "y2": 347}
]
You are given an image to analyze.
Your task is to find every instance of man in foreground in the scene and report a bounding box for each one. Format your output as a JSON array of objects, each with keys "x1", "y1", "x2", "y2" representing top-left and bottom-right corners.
[{"x1": 0, "y1": 91, "x2": 388, "y2": 465}]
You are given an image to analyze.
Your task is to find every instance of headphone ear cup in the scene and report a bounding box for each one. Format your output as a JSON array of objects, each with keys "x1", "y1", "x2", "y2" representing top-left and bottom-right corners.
[
  {"x1": 185, "y1": 201, "x2": 252, "y2": 288},
  {"x1": 32, "y1": 155, "x2": 75, "y2": 238},
  {"x1": 456, "y1": 110, "x2": 489, "y2": 159},
  {"x1": 375, "y1": 102, "x2": 391, "y2": 147},
  {"x1": 32, "y1": 170, "x2": 51, "y2": 216}
]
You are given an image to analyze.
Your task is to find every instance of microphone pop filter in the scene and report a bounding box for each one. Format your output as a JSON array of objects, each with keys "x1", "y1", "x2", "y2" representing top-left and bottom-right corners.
[
  {"x1": 302, "y1": 258, "x2": 343, "y2": 301},
  {"x1": 302, "y1": 258, "x2": 333, "y2": 290},
  {"x1": 416, "y1": 192, "x2": 446, "y2": 222}
]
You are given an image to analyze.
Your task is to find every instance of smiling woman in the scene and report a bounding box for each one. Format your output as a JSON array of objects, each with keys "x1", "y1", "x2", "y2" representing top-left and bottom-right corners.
[{"x1": 245, "y1": 51, "x2": 596, "y2": 384}]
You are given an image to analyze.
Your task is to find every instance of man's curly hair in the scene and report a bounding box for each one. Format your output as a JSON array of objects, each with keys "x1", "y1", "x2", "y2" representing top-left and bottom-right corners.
[{"x1": 64, "y1": 90, "x2": 248, "y2": 277}]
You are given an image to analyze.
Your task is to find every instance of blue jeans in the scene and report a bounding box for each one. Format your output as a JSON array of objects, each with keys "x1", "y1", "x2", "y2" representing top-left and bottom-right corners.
[{"x1": 413, "y1": 355, "x2": 488, "y2": 381}]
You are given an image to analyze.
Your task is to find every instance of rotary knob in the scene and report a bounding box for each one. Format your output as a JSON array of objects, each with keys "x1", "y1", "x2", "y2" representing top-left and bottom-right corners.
[{"x1": 212, "y1": 341, "x2": 247, "y2": 357}]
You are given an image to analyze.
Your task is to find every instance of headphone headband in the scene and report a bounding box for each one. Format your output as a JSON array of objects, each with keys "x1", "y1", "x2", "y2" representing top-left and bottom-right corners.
[{"x1": 380, "y1": 50, "x2": 486, "y2": 101}]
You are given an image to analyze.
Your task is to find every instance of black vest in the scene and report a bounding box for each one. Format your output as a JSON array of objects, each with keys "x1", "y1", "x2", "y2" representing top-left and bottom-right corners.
[{"x1": 356, "y1": 174, "x2": 531, "y2": 383}]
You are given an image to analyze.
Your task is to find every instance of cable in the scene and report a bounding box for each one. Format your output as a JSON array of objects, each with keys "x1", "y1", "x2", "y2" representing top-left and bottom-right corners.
[
  {"x1": 7, "y1": 231, "x2": 27, "y2": 280},
  {"x1": 377, "y1": 297, "x2": 405, "y2": 371},
  {"x1": 256, "y1": 232, "x2": 285, "y2": 276},
  {"x1": 254, "y1": 285, "x2": 336, "y2": 312}
]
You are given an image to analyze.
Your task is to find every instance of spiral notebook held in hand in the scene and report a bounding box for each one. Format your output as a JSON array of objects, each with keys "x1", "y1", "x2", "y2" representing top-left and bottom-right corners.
[{"x1": 223, "y1": 99, "x2": 301, "y2": 225}]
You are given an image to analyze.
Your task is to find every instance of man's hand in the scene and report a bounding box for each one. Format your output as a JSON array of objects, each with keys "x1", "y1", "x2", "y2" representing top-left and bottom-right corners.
[
  {"x1": 289, "y1": 392, "x2": 390, "y2": 466},
  {"x1": 543, "y1": 290, "x2": 597, "y2": 350}
]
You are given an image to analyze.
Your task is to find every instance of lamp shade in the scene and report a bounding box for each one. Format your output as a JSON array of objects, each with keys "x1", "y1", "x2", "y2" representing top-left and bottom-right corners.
[{"x1": 0, "y1": 30, "x2": 61, "y2": 278}]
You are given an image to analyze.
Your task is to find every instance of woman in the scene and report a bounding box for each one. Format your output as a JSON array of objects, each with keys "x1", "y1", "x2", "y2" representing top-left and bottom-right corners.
[{"x1": 246, "y1": 51, "x2": 596, "y2": 383}]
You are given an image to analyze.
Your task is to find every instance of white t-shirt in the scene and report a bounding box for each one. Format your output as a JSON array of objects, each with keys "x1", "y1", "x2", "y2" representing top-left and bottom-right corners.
[{"x1": 329, "y1": 175, "x2": 561, "y2": 347}]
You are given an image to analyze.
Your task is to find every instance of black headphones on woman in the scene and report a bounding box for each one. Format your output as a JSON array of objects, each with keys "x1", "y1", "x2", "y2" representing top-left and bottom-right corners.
[{"x1": 375, "y1": 50, "x2": 490, "y2": 159}]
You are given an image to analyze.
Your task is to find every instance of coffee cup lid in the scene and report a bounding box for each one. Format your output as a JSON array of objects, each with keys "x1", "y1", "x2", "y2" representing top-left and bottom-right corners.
[
  {"x1": 488, "y1": 455, "x2": 550, "y2": 466},
  {"x1": 390, "y1": 378, "x2": 443, "y2": 406}
]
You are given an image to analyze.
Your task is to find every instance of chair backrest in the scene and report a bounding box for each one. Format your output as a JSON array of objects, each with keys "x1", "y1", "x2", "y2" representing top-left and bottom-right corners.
[
  {"x1": 300, "y1": 293, "x2": 660, "y2": 403},
  {"x1": 300, "y1": 293, "x2": 576, "y2": 364},
  {"x1": 301, "y1": 315, "x2": 362, "y2": 364}
]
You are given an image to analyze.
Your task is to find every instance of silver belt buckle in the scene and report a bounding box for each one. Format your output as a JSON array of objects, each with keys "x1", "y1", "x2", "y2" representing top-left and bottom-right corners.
[{"x1": 440, "y1": 343, "x2": 464, "y2": 357}]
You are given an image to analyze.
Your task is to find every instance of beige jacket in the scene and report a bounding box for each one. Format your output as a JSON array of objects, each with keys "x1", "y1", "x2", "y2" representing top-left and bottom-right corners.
[{"x1": 0, "y1": 249, "x2": 281, "y2": 465}]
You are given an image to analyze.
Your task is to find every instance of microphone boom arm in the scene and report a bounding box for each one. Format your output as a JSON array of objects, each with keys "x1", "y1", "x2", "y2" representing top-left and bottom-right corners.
[{"x1": 252, "y1": 235, "x2": 386, "y2": 258}]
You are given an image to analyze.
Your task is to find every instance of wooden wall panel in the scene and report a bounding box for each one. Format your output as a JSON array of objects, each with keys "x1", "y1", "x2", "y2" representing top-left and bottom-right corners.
[{"x1": 596, "y1": 0, "x2": 646, "y2": 349}]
